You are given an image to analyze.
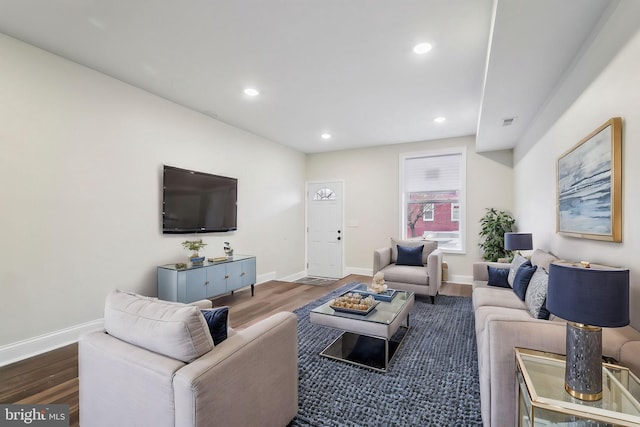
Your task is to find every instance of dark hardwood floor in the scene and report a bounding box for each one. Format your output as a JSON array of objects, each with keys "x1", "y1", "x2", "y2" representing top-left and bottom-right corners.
[{"x1": 0, "y1": 275, "x2": 471, "y2": 427}]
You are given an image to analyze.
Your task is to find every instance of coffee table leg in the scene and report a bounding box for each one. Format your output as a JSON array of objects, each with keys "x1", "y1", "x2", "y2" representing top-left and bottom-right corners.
[{"x1": 385, "y1": 339, "x2": 389, "y2": 371}]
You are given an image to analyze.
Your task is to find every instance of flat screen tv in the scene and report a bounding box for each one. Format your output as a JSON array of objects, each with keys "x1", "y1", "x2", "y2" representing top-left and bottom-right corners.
[{"x1": 162, "y1": 165, "x2": 237, "y2": 234}]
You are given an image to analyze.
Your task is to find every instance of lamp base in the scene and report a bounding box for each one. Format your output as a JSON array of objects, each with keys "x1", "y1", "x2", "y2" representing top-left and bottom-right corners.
[{"x1": 565, "y1": 322, "x2": 602, "y2": 401}]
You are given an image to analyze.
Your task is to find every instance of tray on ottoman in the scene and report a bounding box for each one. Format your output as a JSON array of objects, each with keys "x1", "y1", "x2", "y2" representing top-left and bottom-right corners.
[{"x1": 349, "y1": 283, "x2": 398, "y2": 302}]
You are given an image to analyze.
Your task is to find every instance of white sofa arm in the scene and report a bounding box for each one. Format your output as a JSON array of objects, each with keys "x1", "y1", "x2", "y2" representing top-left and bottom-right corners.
[
  {"x1": 473, "y1": 261, "x2": 510, "y2": 282},
  {"x1": 189, "y1": 299, "x2": 213, "y2": 309},
  {"x1": 620, "y1": 340, "x2": 640, "y2": 375},
  {"x1": 173, "y1": 311, "x2": 298, "y2": 427},
  {"x1": 427, "y1": 249, "x2": 443, "y2": 289},
  {"x1": 79, "y1": 331, "x2": 186, "y2": 427},
  {"x1": 373, "y1": 247, "x2": 391, "y2": 274},
  {"x1": 484, "y1": 316, "x2": 566, "y2": 427}
]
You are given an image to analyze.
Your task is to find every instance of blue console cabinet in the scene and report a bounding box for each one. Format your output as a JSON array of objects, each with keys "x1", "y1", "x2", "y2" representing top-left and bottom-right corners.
[{"x1": 157, "y1": 255, "x2": 256, "y2": 303}]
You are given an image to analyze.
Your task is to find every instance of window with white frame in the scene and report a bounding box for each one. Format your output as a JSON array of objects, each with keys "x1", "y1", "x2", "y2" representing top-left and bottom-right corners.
[
  {"x1": 400, "y1": 148, "x2": 466, "y2": 253},
  {"x1": 451, "y1": 203, "x2": 460, "y2": 222},
  {"x1": 422, "y1": 203, "x2": 434, "y2": 221}
]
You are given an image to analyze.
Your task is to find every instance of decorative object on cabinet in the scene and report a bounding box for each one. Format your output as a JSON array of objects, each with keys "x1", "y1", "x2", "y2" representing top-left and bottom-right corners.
[
  {"x1": 557, "y1": 117, "x2": 622, "y2": 242},
  {"x1": 223, "y1": 241, "x2": 233, "y2": 257},
  {"x1": 182, "y1": 239, "x2": 207, "y2": 264},
  {"x1": 547, "y1": 261, "x2": 629, "y2": 401}
]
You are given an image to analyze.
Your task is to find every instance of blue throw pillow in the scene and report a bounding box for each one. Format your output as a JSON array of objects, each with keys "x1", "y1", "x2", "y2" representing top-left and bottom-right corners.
[
  {"x1": 201, "y1": 307, "x2": 229, "y2": 345},
  {"x1": 512, "y1": 264, "x2": 536, "y2": 300},
  {"x1": 396, "y1": 245, "x2": 424, "y2": 266},
  {"x1": 487, "y1": 266, "x2": 510, "y2": 288},
  {"x1": 508, "y1": 255, "x2": 531, "y2": 287}
]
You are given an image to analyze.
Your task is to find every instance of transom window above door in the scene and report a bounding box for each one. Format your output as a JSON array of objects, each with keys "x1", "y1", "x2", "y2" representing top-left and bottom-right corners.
[{"x1": 313, "y1": 188, "x2": 336, "y2": 201}]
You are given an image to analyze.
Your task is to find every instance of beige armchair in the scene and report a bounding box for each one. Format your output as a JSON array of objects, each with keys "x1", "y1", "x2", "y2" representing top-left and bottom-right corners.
[
  {"x1": 373, "y1": 238, "x2": 443, "y2": 303},
  {"x1": 79, "y1": 290, "x2": 298, "y2": 427}
]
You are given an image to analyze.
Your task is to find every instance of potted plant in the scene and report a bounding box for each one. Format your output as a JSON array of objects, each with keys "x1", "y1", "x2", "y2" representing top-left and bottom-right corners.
[
  {"x1": 182, "y1": 239, "x2": 207, "y2": 264},
  {"x1": 478, "y1": 208, "x2": 515, "y2": 262}
]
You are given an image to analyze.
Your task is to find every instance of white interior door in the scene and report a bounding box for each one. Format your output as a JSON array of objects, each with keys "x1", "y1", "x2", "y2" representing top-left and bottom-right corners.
[{"x1": 307, "y1": 181, "x2": 344, "y2": 278}]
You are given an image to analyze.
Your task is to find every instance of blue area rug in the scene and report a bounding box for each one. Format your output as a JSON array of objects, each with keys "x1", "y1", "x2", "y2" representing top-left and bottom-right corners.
[{"x1": 290, "y1": 283, "x2": 481, "y2": 426}]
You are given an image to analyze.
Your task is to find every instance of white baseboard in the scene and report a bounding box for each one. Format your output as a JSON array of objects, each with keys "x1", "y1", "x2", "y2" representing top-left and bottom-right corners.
[
  {"x1": 279, "y1": 270, "x2": 307, "y2": 282},
  {"x1": 0, "y1": 319, "x2": 104, "y2": 367},
  {"x1": 257, "y1": 271, "x2": 277, "y2": 284},
  {"x1": 345, "y1": 267, "x2": 373, "y2": 277},
  {"x1": 448, "y1": 274, "x2": 473, "y2": 285}
]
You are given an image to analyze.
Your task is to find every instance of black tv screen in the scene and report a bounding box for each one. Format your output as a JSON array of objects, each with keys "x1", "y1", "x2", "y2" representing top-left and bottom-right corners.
[{"x1": 162, "y1": 165, "x2": 237, "y2": 234}]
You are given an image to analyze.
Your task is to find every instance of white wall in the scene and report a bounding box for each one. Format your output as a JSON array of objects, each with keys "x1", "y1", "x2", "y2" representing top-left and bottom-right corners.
[
  {"x1": 0, "y1": 34, "x2": 306, "y2": 351},
  {"x1": 306, "y1": 136, "x2": 514, "y2": 281},
  {"x1": 513, "y1": 3, "x2": 640, "y2": 329}
]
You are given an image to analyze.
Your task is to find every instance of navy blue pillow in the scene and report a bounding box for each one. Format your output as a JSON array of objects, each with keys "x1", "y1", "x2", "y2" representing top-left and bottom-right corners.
[
  {"x1": 487, "y1": 266, "x2": 510, "y2": 288},
  {"x1": 396, "y1": 245, "x2": 424, "y2": 266},
  {"x1": 512, "y1": 265, "x2": 536, "y2": 300},
  {"x1": 201, "y1": 307, "x2": 229, "y2": 345}
]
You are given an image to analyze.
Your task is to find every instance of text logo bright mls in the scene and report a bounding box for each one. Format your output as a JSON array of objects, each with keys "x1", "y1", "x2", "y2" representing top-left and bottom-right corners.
[{"x1": 1, "y1": 405, "x2": 68, "y2": 427}]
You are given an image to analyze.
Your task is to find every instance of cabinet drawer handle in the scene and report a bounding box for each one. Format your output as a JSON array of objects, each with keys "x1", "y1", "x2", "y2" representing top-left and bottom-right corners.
[
  {"x1": 205, "y1": 281, "x2": 209, "y2": 285},
  {"x1": 225, "y1": 275, "x2": 229, "y2": 279},
  {"x1": 241, "y1": 272, "x2": 245, "y2": 276}
]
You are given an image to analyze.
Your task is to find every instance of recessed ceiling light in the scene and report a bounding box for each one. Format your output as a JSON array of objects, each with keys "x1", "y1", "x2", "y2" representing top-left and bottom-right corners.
[
  {"x1": 413, "y1": 42, "x2": 432, "y2": 54},
  {"x1": 434, "y1": 116, "x2": 446, "y2": 123},
  {"x1": 243, "y1": 88, "x2": 259, "y2": 97},
  {"x1": 321, "y1": 133, "x2": 332, "y2": 140}
]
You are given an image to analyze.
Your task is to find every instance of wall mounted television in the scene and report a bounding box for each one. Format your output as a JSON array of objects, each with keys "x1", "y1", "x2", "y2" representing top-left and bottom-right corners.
[{"x1": 162, "y1": 165, "x2": 238, "y2": 234}]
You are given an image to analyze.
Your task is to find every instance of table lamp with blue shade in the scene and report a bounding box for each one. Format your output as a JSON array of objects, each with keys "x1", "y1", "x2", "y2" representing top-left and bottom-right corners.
[
  {"x1": 547, "y1": 261, "x2": 630, "y2": 401},
  {"x1": 504, "y1": 232, "x2": 533, "y2": 254}
]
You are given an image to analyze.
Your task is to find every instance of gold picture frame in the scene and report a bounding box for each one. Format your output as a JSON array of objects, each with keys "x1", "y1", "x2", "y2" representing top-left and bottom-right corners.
[{"x1": 556, "y1": 117, "x2": 622, "y2": 242}]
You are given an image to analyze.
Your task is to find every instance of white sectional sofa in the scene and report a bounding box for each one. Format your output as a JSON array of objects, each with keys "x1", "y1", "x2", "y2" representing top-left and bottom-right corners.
[{"x1": 472, "y1": 249, "x2": 640, "y2": 427}]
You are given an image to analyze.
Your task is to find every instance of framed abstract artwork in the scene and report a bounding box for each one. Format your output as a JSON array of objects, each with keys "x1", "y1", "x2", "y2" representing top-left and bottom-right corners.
[{"x1": 556, "y1": 117, "x2": 622, "y2": 242}]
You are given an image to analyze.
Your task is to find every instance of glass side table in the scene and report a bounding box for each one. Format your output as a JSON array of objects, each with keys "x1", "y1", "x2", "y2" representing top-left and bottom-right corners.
[{"x1": 515, "y1": 348, "x2": 640, "y2": 427}]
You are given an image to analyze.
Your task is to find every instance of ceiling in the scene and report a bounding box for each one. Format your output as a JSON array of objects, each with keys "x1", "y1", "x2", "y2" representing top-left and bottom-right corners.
[{"x1": 0, "y1": 0, "x2": 613, "y2": 153}]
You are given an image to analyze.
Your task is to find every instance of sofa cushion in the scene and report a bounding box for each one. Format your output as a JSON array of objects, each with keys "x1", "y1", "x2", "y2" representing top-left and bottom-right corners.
[
  {"x1": 513, "y1": 264, "x2": 536, "y2": 300},
  {"x1": 508, "y1": 254, "x2": 531, "y2": 287},
  {"x1": 381, "y1": 264, "x2": 428, "y2": 286},
  {"x1": 104, "y1": 290, "x2": 213, "y2": 362},
  {"x1": 530, "y1": 249, "x2": 559, "y2": 271},
  {"x1": 396, "y1": 244, "x2": 424, "y2": 266},
  {"x1": 201, "y1": 307, "x2": 229, "y2": 345},
  {"x1": 524, "y1": 268, "x2": 550, "y2": 319},
  {"x1": 472, "y1": 286, "x2": 528, "y2": 312},
  {"x1": 487, "y1": 266, "x2": 510, "y2": 288},
  {"x1": 391, "y1": 238, "x2": 437, "y2": 264}
]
